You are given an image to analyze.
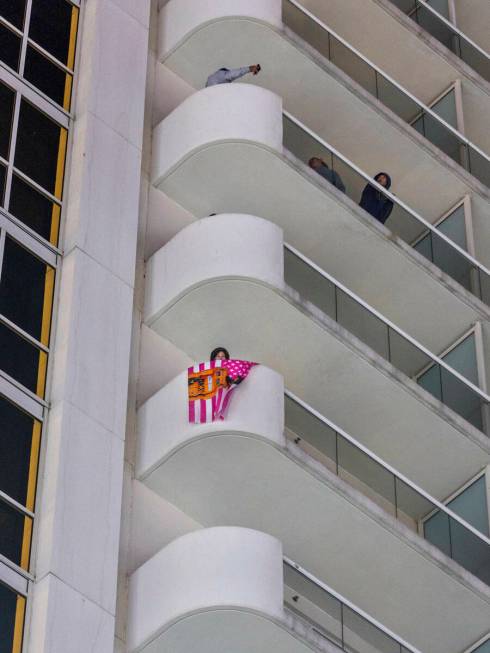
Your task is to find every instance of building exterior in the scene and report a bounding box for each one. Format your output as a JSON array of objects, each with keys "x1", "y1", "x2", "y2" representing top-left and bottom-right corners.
[{"x1": 1, "y1": 1, "x2": 490, "y2": 652}]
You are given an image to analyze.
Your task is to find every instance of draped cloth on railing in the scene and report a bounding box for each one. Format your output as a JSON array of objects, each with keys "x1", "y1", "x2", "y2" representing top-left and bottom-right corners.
[{"x1": 188, "y1": 359, "x2": 257, "y2": 423}]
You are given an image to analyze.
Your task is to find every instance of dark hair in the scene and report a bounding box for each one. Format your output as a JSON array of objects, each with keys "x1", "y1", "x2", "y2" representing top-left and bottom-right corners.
[
  {"x1": 219, "y1": 68, "x2": 230, "y2": 71},
  {"x1": 374, "y1": 172, "x2": 392, "y2": 190},
  {"x1": 210, "y1": 347, "x2": 230, "y2": 360}
]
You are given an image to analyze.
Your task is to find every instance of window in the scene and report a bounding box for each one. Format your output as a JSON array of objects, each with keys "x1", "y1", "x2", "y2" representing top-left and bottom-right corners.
[
  {"x1": 0, "y1": 396, "x2": 40, "y2": 509},
  {"x1": 9, "y1": 175, "x2": 61, "y2": 243},
  {"x1": 0, "y1": 236, "x2": 55, "y2": 345},
  {"x1": 0, "y1": 580, "x2": 26, "y2": 653},
  {"x1": 417, "y1": 332, "x2": 482, "y2": 430},
  {"x1": 413, "y1": 202, "x2": 472, "y2": 290},
  {"x1": 14, "y1": 100, "x2": 67, "y2": 199},
  {"x1": 424, "y1": 475, "x2": 490, "y2": 583},
  {"x1": 0, "y1": 0, "x2": 79, "y2": 110}
]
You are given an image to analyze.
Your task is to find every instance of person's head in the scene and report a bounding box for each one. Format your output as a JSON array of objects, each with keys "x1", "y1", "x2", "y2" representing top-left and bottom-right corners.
[
  {"x1": 308, "y1": 157, "x2": 324, "y2": 170},
  {"x1": 210, "y1": 347, "x2": 230, "y2": 361},
  {"x1": 374, "y1": 172, "x2": 392, "y2": 189}
]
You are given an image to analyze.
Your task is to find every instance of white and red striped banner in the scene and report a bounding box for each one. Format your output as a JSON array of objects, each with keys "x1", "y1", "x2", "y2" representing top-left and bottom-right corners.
[{"x1": 187, "y1": 359, "x2": 257, "y2": 423}]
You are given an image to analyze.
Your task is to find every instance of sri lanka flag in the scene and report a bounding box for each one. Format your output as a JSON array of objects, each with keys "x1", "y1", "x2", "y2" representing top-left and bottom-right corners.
[{"x1": 188, "y1": 359, "x2": 257, "y2": 423}]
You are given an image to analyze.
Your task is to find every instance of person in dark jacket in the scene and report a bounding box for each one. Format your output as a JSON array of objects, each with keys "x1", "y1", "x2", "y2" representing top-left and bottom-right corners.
[
  {"x1": 309, "y1": 157, "x2": 346, "y2": 193},
  {"x1": 359, "y1": 172, "x2": 393, "y2": 224}
]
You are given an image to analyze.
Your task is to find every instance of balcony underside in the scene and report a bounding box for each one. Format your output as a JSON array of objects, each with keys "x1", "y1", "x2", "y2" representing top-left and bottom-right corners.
[
  {"x1": 136, "y1": 609, "x2": 323, "y2": 653},
  {"x1": 140, "y1": 431, "x2": 490, "y2": 653},
  {"x1": 146, "y1": 277, "x2": 490, "y2": 501},
  {"x1": 159, "y1": 12, "x2": 490, "y2": 247},
  {"x1": 154, "y1": 139, "x2": 488, "y2": 355},
  {"x1": 296, "y1": 0, "x2": 490, "y2": 152}
]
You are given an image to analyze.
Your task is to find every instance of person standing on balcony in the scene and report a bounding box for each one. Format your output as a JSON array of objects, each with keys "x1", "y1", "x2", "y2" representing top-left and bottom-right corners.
[
  {"x1": 308, "y1": 157, "x2": 346, "y2": 193},
  {"x1": 205, "y1": 64, "x2": 261, "y2": 87},
  {"x1": 359, "y1": 172, "x2": 394, "y2": 225}
]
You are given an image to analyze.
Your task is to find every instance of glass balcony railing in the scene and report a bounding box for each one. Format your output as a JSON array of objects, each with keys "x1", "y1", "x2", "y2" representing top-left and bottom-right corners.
[
  {"x1": 283, "y1": 112, "x2": 490, "y2": 307},
  {"x1": 283, "y1": 0, "x2": 490, "y2": 188},
  {"x1": 285, "y1": 391, "x2": 490, "y2": 584},
  {"x1": 390, "y1": 0, "x2": 490, "y2": 83},
  {"x1": 284, "y1": 558, "x2": 421, "y2": 653},
  {"x1": 284, "y1": 243, "x2": 490, "y2": 433}
]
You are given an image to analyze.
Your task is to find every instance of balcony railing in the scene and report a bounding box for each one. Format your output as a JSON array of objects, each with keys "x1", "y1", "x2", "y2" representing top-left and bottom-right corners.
[
  {"x1": 285, "y1": 390, "x2": 490, "y2": 585},
  {"x1": 390, "y1": 0, "x2": 490, "y2": 82},
  {"x1": 284, "y1": 558, "x2": 422, "y2": 653},
  {"x1": 283, "y1": 0, "x2": 490, "y2": 188},
  {"x1": 284, "y1": 242, "x2": 490, "y2": 434},
  {"x1": 283, "y1": 111, "x2": 490, "y2": 307}
]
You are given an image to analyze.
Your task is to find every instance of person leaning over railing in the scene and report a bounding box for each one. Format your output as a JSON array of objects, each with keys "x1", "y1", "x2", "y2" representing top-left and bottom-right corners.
[
  {"x1": 309, "y1": 156, "x2": 346, "y2": 193},
  {"x1": 205, "y1": 64, "x2": 261, "y2": 87},
  {"x1": 359, "y1": 172, "x2": 394, "y2": 225}
]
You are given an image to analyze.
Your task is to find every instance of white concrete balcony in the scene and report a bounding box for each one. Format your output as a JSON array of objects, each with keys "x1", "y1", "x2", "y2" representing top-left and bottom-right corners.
[
  {"x1": 126, "y1": 528, "x2": 427, "y2": 653},
  {"x1": 282, "y1": 0, "x2": 490, "y2": 154},
  {"x1": 156, "y1": 0, "x2": 490, "y2": 261},
  {"x1": 143, "y1": 214, "x2": 490, "y2": 512},
  {"x1": 135, "y1": 369, "x2": 490, "y2": 653},
  {"x1": 151, "y1": 85, "x2": 490, "y2": 356}
]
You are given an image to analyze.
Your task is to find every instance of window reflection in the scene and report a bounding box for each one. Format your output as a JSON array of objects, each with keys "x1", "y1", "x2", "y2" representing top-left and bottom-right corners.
[
  {"x1": 0, "y1": 237, "x2": 55, "y2": 344},
  {"x1": 14, "y1": 100, "x2": 67, "y2": 199}
]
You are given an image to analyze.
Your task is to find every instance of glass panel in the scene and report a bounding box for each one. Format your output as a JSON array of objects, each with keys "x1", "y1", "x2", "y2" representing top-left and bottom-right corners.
[
  {"x1": 284, "y1": 247, "x2": 337, "y2": 319},
  {"x1": 448, "y1": 477, "x2": 489, "y2": 536},
  {"x1": 0, "y1": 22, "x2": 21, "y2": 72},
  {"x1": 9, "y1": 174, "x2": 61, "y2": 243},
  {"x1": 0, "y1": 80, "x2": 15, "y2": 160},
  {"x1": 0, "y1": 395, "x2": 40, "y2": 508},
  {"x1": 14, "y1": 99, "x2": 67, "y2": 198},
  {"x1": 424, "y1": 509, "x2": 451, "y2": 557},
  {"x1": 422, "y1": 111, "x2": 461, "y2": 164},
  {"x1": 337, "y1": 437, "x2": 397, "y2": 516},
  {"x1": 427, "y1": 0, "x2": 449, "y2": 19},
  {"x1": 459, "y1": 39, "x2": 490, "y2": 85},
  {"x1": 284, "y1": 564, "x2": 343, "y2": 647},
  {"x1": 0, "y1": 497, "x2": 32, "y2": 569},
  {"x1": 0, "y1": 581, "x2": 26, "y2": 653},
  {"x1": 0, "y1": 236, "x2": 55, "y2": 344},
  {"x1": 24, "y1": 45, "x2": 73, "y2": 109},
  {"x1": 0, "y1": 0, "x2": 26, "y2": 29},
  {"x1": 285, "y1": 395, "x2": 337, "y2": 467},
  {"x1": 336, "y1": 289, "x2": 389, "y2": 360},
  {"x1": 443, "y1": 334, "x2": 478, "y2": 385},
  {"x1": 0, "y1": 321, "x2": 47, "y2": 396},
  {"x1": 431, "y1": 89, "x2": 457, "y2": 129},
  {"x1": 468, "y1": 146, "x2": 490, "y2": 189},
  {"x1": 343, "y1": 604, "x2": 400, "y2": 653},
  {"x1": 29, "y1": 0, "x2": 78, "y2": 68},
  {"x1": 450, "y1": 515, "x2": 490, "y2": 584},
  {"x1": 417, "y1": 364, "x2": 442, "y2": 401}
]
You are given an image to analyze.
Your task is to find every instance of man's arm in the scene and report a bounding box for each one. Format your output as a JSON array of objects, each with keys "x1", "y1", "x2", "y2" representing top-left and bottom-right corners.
[{"x1": 221, "y1": 66, "x2": 254, "y2": 83}]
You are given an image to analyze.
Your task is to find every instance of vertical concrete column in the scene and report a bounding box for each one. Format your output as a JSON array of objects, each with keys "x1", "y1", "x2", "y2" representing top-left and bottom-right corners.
[{"x1": 27, "y1": 1, "x2": 150, "y2": 652}]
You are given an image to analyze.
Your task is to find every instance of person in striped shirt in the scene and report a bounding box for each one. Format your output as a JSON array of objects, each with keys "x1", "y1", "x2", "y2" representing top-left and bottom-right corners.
[{"x1": 206, "y1": 64, "x2": 261, "y2": 87}]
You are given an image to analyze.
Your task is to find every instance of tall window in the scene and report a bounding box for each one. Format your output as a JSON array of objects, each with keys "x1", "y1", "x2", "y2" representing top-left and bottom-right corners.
[{"x1": 0, "y1": 1, "x2": 79, "y2": 651}]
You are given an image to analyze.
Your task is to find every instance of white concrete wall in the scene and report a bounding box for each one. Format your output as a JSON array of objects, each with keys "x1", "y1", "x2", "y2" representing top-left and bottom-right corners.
[
  {"x1": 127, "y1": 527, "x2": 284, "y2": 652},
  {"x1": 151, "y1": 85, "x2": 283, "y2": 185},
  {"x1": 158, "y1": 0, "x2": 282, "y2": 58},
  {"x1": 144, "y1": 214, "x2": 285, "y2": 324},
  {"x1": 27, "y1": 1, "x2": 150, "y2": 652},
  {"x1": 137, "y1": 364, "x2": 285, "y2": 479}
]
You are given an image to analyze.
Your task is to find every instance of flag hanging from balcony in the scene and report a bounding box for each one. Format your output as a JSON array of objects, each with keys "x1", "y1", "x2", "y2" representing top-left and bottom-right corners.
[{"x1": 188, "y1": 359, "x2": 257, "y2": 423}]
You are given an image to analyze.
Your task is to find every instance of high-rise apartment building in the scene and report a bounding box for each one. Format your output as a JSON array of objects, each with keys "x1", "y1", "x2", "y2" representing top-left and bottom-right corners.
[{"x1": 1, "y1": 1, "x2": 490, "y2": 652}]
